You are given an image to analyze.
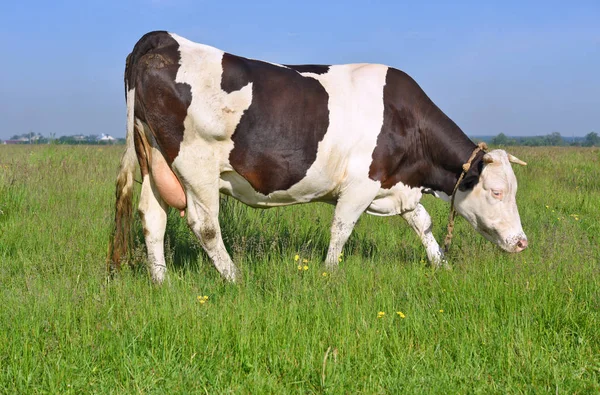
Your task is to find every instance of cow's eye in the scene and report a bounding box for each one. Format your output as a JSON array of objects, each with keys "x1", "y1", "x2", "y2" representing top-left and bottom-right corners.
[{"x1": 491, "y1": 190, "x2": 503, "y2": 199}]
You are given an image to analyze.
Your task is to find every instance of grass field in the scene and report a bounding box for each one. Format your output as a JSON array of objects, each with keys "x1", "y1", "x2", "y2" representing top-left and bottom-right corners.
[{"x1": 1, "y1": 144, "x2": 599, "y2": 393}]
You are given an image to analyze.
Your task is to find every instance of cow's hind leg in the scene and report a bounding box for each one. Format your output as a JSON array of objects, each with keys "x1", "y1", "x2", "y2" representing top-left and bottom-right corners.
[
  {"x1": 401, "y1": 203, "x2": 446, "y2": 267},
  {"x1": 185, "y1": 188, "x2": 239, "y2": 282},
  {"x1": 139, "y1": 174, "x2": 169, "y2": 283},
  {"x1": 176, "y1": 153, "x2": 239, "y2": 282},
  {"x1": 325, "y1": 185, "x2": 380, "y2": 269}
]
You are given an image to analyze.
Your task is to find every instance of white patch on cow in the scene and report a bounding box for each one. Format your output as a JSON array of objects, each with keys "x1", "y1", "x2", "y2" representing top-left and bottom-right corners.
[
  {"x1": 170, "y1": 33, "x2": 253, "y2": 147},
  {"x1": 453, "y1": 149, "x2": 527, "y2": 252},
  {"x1": 401, "y1": 203, "x2": 445, "y2": 266},
  {"x1": 366, "y1": 183, "x2": 423, "y2": 217},
  {"x1": 299, "y1": 64, "x2": 387, "y2": 192}
]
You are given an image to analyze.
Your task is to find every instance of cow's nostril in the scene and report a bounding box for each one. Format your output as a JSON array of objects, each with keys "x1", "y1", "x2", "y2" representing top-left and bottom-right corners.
[{"x1": 517, "y1": 239, "x2": 528, "y2": 250}]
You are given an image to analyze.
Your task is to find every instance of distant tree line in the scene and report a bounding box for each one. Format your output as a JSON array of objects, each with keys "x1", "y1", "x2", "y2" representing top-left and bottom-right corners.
[
  {"x1": 490, "y1": 132, "x2": 599, "y2": 147},
  {"x1": 5, "y1": 133, "x2": 125, "y2": 145},
  {"x1": 5, "y1": 131, "x2": 599, "y2": 147}
]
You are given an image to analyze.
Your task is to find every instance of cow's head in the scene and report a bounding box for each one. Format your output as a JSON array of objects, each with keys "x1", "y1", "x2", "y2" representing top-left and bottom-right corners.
[{"x1": 453, "y1": 149, "x2": 528, "y2": 252}]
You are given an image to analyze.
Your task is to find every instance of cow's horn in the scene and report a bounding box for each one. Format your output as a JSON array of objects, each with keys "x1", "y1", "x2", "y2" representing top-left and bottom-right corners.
[{"x1": 507, "y1": 153, "x2": 527, "y2": 166}]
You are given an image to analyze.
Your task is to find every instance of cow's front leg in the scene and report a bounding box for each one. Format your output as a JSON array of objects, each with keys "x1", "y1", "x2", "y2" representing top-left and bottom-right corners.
[
  {"x1": 138, "y1": 174, "x2": 169, "y2": 283},
  {"x1": 325, "y1": 185, "x2": 379, "y2": 269},
  {"x1": 401, "y1": 203, "x2": 446, "y2": 267}
]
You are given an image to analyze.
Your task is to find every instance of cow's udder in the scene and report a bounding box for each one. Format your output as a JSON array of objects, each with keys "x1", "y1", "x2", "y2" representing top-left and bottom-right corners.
[{"x1": 151, "y1": 153, "x2": 187, "y2": 213}]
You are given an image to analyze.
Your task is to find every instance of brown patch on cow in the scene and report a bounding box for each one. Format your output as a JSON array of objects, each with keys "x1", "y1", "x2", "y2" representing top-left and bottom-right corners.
[
  {"x1": 458, "y1": 154, "x2": 484, "y2": 191},
  {"x1": 134, "y1": 123, "x2": 150, "y2": 177},
  {"x1": 221, "y1": 53, "x2": 250, "y2": 93},
  {"x1": 221, "y1": 54, "x2": 330, "y2": 195},
  {"x1": 126, "y1": 31, "x2": 192, "y2": 165},
  {"x1": 201, "y1": 226, "x2": 217, "y2": 242},
  {"x1": 138, "y1": 210, "x2": 150, "y2": 237},
  {"x1": 369, "y1": 68, "x2": 479, "y2": 195},
  {"x1": 284, "y1": 64, "x2": 330, "y2": 75}
]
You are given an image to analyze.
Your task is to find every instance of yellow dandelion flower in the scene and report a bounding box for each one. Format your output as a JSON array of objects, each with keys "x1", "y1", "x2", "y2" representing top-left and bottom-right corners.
[
  {"x1": 322, "y1": 272, "x2": 328, "y2": 277},
  {"x1": 377, "y1": 311, "x2": 385, "y2": 319},
  {"x1": 297, "y1": 265, "x2": 302, "y2": 271},
  {"x1": 197, "y1": 295, "x2": 209, "y2": 304},
  {"x1": 203, "y1": 295, "x2": 209, "y2": 300},
  {"x1": 438, "y1": 309, "x2": 444, "y2": 313},
  {"x1": 303, "y1": 265, "x2": 309, "y2": 271},
  {"x1": 396, "y1": 311, "x2": 406, "y2": 319},
  {"x1": 302, "y1": 258, "x2": 308, "y2": 263},
  {"x1": 545, "y1": 205, "x2": 549, "y2": 209},
  {"x1": 338, "y1": 256, "x2": 343, "y2": 263},
  {"x1": 569, "y1": 288, "x2": 573, "y2": 292},
  {"x1": 294, "y1": 254, "x2": 300, "y2": 262}
]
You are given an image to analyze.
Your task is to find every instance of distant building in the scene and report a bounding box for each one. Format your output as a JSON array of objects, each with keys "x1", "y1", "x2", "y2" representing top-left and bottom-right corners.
[
  {"x1": 98, "y1": 133, "x2": 116, "y2": 142},
  {"x1": 3, "y1": 138, "x2": 29, "y2": 144}
]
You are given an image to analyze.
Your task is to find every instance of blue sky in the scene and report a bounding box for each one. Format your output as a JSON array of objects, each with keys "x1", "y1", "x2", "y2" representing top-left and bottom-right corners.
[{"x1": 0, "y1": 0, "x2": 598, "y2": 139}]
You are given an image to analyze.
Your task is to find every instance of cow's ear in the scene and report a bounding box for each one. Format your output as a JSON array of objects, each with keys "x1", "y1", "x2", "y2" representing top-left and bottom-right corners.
[{"x1": 459, "y1": 156, "x2": 483, "y2": 191}]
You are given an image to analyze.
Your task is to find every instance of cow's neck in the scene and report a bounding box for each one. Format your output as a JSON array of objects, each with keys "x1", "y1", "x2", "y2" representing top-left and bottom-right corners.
[{"x1": 418, "y1": 112, "x2": 478, "y2": 196}]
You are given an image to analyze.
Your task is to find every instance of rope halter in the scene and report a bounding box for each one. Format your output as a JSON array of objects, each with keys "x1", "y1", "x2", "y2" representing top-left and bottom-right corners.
[{"x1": 443, "y1": 142, "x2": 488, "y2": 253}]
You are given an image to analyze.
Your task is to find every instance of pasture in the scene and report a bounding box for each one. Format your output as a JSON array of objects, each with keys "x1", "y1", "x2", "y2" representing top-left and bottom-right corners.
[{"x1": 0, "y1": 144, "x2": 599, "y2": 393}]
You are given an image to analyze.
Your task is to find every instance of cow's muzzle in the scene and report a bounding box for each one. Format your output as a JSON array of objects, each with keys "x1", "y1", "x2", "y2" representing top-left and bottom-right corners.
[{"x1": 514, "y1": 238, "x2": 528, "y2": 252}]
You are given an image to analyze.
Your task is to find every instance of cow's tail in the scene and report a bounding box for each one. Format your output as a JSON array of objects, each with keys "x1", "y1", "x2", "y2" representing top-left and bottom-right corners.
[{"x1": 108, "y1": 78, "x2": 137, "y2": 273}]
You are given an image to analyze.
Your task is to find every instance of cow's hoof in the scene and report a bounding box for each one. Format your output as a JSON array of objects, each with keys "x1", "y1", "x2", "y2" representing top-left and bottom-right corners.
[
  {"x1": 223, "y1": 266, "x2": 241, "y2": 283},
  {"x1": 150, "y1": 265, "x2": 167, "y2": 284}
]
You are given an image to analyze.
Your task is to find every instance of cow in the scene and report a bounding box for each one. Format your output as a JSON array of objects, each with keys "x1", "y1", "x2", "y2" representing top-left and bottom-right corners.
[{"x1": 109, "y1": 31, "x2": 528, "y2": 283}]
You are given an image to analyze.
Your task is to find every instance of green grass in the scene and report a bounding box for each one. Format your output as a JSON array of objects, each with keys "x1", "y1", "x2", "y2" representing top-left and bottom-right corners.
[{"x1": 1, "y1": 144, "x2": 599, "y2": 393}]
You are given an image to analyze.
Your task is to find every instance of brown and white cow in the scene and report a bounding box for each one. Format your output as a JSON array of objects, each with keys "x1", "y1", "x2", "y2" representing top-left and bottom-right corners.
[{"x1": 109, "y1": 31, "x2": 528, "y2": 283}]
